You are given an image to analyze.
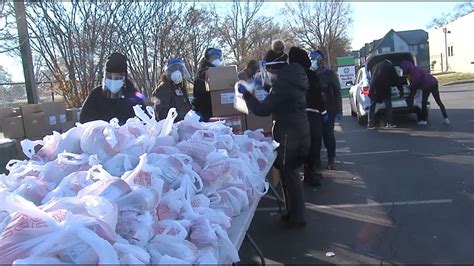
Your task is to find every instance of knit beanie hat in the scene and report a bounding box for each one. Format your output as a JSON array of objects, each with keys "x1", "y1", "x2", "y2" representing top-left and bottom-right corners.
[
  {"x1": 289, "y1": 47, "x2": 311, "y2": 69},
  {"x1": 105, "y1": 52, "x2": 127, "y2": 73},
  {"x1": 264, "y1": 40, "x2": 288, "y2": 67}
]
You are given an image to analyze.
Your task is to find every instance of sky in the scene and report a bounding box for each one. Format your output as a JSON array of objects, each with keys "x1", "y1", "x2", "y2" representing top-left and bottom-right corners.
[{"x1": 0, "y1": 1, "x2": 462, "y2": 82}]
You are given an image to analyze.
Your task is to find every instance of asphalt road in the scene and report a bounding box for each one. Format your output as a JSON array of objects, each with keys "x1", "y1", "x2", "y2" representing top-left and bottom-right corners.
[{"x1": 239, "y1": 83, "x2": 474, "y2": 264}]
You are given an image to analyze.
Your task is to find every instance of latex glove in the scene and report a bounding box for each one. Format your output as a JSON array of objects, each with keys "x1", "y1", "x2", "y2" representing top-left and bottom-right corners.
[
  {"x1": 236, "y1": 80, "x2": 255, "y2": 94},
  {"x1": 322, "y1": 112, "x2": 329, "y2": 125},
  {"x1": 237, "y1": 83, "x2": 249, "y2": 94},
  {"x1": 336, "y1": 113, "x2": 343, "y2": 121},
  {"x1": 253, "y1": 78, "x2": 263, "y2": 88}
]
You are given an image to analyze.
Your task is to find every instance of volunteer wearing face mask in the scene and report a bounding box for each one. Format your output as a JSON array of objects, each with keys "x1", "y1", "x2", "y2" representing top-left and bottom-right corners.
[
  {"x1": 289, "y1": 47, "x2": 327, "y2": 187},
  {"x1": 192, "y1": 48, "x2": 223, "y2": 122},
  {"x1": 240, "y1": 40, "x2": 310, "y2": 229},
  {"x1": 310, "y1": 50, "x2": 342, "y2": 170},
  {"x1": 80, "y1": 52, "x2": 145, "y2": 125},
  {"x1": 153, "y1": 58, "x2": 192, "y2": 121}
]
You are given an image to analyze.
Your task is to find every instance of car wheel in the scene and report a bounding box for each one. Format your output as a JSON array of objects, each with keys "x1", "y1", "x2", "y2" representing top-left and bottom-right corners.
[{"x1": 356, "y1": 101, "x2": 367, "y2": 125}]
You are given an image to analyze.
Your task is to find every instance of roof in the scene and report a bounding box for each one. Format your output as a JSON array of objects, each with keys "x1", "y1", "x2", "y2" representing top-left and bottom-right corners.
[{"x1": 396, "y1": 29, "x2": 428, "y2": 45}]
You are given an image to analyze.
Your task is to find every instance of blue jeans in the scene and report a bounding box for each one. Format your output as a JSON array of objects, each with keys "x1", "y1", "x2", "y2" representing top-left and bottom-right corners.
[{"x1": 368, "y1": 98, "x2": 393, "y2": 124}]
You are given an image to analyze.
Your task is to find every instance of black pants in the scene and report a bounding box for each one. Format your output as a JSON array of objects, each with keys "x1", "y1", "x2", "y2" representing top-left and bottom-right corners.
[
  {"x1": 274, "y1": 126, "x2": 310, "y2": 223},
  {"x1": 305, "y1": 112, "x2": 323, "y2": 176},
  {"x1": 418, "y1": 83, "x2": 448, "y2": 121},
  {"x1": 322, "y1": 112, "x2": 336, "y2": 162}
]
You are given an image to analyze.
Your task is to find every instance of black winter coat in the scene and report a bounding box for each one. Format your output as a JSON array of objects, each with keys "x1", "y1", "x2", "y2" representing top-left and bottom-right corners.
[
  {"x1": 192, "y1": 60, "x2": 214, "y2": 122},
  {"x1": 80, "y1": 79, "x2": 144, "y2": 125},
  {"x1": 369, "y1": 60, "x2": 400, "y2": 103},
  {"x1": 305, "y1": 69, "x2": 326, "y2": 114},
  {"x1": 244, "y1": 63, "x2": 310, "y2": 170},
  {"x1": 316, "y1": 66, "x2": 342, "y2": 114},
  {"x1": 153, "y1": 80, "x2": 192, "y2": 121}
]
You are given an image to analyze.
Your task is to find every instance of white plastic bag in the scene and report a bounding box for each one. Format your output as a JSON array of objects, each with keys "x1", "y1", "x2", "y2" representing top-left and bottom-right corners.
[{"x1": 116, "y1": 210, "x2": 155, "y2": 247}]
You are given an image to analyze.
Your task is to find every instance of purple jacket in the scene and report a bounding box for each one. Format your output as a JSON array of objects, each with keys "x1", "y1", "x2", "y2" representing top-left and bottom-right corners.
[{"x1": 400, "y1": 60, "x2": 437, "y2": 90}]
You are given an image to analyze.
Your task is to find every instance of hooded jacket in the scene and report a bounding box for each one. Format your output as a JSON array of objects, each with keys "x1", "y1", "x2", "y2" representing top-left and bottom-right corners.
[
  {"x1": 400, "y1": 60, "x2": 437, "y2": 90},
  {"x1": 80, "y1": 79, "x2": 144, "y2": 125},
  {"x1": 368, "y1": 60, "x2": 400, "y2": 103},
  {"x1": 316, "y1": 65, "x2": 342, "y2": 114},
  {"x1": 288, "y1": 47, "x2": 326, "y2": 114},
  {"x1": 244, "y1": 63, "x2": 310, "y2": 170},
  {"x1": 192, "y1": 60, "x2": 214, "y2": 121},
  {"x1": 153, "y1": 79, "x2": 192, "y2": 121}
]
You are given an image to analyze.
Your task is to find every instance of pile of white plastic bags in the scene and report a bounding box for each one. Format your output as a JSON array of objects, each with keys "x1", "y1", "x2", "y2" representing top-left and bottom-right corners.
[{"x1": 0, "y1": 106, "x2": 276, "y2": 265}]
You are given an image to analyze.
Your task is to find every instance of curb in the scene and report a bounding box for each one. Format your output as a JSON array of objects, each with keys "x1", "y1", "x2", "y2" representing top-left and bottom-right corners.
[{"x1": 442, "y1": 80, "x2": 474, "y2": 86}]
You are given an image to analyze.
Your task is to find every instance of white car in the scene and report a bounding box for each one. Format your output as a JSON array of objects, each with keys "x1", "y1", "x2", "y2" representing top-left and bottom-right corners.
[{"x1": 348, "y1": 52, "x2": 423, "y2": 125}]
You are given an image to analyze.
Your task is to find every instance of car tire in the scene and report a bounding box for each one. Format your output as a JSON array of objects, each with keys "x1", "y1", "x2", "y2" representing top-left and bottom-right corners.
[
  {"x1": 349, "y1": 95, "x2": 357, "y2": 117},
  {"x1": 356, "y1": 101, "x2": 367, "y2": 125}
]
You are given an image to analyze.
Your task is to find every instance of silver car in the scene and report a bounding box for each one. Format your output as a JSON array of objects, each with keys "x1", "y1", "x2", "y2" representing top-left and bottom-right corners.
[{"x1": 348, "y1": 52, "x2": 424, "y2": 125}]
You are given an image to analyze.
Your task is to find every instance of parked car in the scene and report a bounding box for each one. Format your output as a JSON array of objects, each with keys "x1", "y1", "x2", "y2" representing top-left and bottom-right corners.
[{"x1": 348, "y1": 52, "x2": 427, "y2": 125}]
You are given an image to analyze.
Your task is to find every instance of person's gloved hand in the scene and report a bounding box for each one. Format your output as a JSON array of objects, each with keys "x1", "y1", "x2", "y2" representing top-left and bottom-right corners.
[
  {"x1": 322, "y1": 112, "x2": 329, "y2": 125},
  {"x1": 237, "y1": 83, "x2": 249, "y2": 94},
  {"x1": 236, "y1": 81, "x2": 254, "y2": 95},
  {"x1": 253, "y1": 78, "x2": 263, "y2": 88},
  {"x1": 336, "y1": 112, "x2": 343, "y2": 121}
]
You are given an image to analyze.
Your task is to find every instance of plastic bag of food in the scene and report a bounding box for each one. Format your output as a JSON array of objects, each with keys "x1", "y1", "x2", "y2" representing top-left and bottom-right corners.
[
  {"x1": 176, "y1": 140, "x2": 216, "y2": 165},
  {"x1": 116, "y1": 210, "x2": 155, "y2": 247},
  {"x1": 115, "y1": 187, "x2": 161, "y2": 212},
  {"x1": 77, "y1": 174, "x2": 131, "y2": 202},
  {"x1": 190, "y1": 216, "x2": 218, "y2": 247},
  {"x1": 103, "y1": 153, "x2": 137, "y2": 177},
  {"x1": 147, "y1": 230, "x2": 199, "y2": 263},
  {"x1": 13, "y1": 176, "x2": 48, "y2": 205},
  {"x1": 114, "y1": 241, "x2": 151, "y2": 264}
]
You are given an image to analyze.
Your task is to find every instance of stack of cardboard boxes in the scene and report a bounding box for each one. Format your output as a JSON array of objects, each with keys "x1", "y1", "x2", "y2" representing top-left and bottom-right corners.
[
  {"x1": 0, "y1": 102, "x2": 81, "y2": 141},
  {"x1": 207, "y1": 66, "x2": 273, "y2": 135},
  {"x1": 207, "y1": 66, "x2": 246, "y2": 134}
]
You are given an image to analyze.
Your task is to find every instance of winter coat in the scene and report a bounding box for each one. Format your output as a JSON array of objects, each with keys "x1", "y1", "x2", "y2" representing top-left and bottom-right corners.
[
  {"x1": 244, "y1": 63, "x2": 310, "y2": 170},
  {"x1": 192, "y1": 60, "x2": 214, "y2": 122},
  {"x1": 368, "y1": 60, "x2": 400, "y2": 103},
  {"x1": 316, "y1": 66, "x2": 342, "y2": 114},
  {"x1": 306, "y1": 69, "x2": 326, "y2": 114},
  {"x1": 153, "y1": 80, "x2": 192, "y2": 121},
  {"x1": 80, "y1": 79, "x2": 144, "y2": 125},
  {"x1": 400, "y1": 60, "x2": 437, "y2": 90}
]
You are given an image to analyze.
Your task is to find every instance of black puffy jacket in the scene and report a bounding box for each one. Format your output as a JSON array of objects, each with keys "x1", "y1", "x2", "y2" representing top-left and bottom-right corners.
[
  {"x1": 244, "y1": 63, "x2": 310, "y2": 169},
  {"x1": 192, "y1": 60, "x2": 214, "y2": 122},
  {"x1": 316, "y1": 66, "x2": 342, "y2": 114},
  {"x1": 80, "y1": 79, "x2": 145, "y2": 125},
  {"x1": 369, "y1": 60, "x2": 401, "y2": 103}
]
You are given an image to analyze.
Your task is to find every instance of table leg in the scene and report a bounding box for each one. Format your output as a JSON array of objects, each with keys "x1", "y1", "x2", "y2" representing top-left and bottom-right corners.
[
  {"x1": 245, "y1": 232, "x2": 266, "y2": 266},
  {"x1": 269, "y1": 182, "x2": 284, "y2": 212}
]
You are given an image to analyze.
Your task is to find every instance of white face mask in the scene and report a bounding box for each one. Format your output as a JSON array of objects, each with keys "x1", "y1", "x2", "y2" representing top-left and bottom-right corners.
[
  {"x1": 170, "y1": 70, "x2": 183, "y2": 84},
  {"x1": 211, "y1": 59, "x2": 222, "y2": 66},
  {"x1": 105, "y1": 79, "x2": 124, "y2": 94},
  {"x1": 310, "y1": 60, "x2": 319, "y2": 70}
]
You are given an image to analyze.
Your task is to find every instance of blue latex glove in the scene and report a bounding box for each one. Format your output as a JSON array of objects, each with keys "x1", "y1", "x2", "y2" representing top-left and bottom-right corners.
[
  {"x1": 237, "y1": 83, "x2": 249, "y2": 94},
  {"x1": 336, "y1": 113, "x2": 343, "y2": 121},
  {"x1": 254, "y1": 78, "x2": 263, "y2": 88},
  {"x1": 322, "y1": 113, "x2": 329, "y2": 125}
]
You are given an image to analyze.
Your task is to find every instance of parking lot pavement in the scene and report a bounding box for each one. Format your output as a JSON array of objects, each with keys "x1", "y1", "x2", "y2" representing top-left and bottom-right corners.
[{"x1": 239, "y1": 83, "x2": 474, "y2": 264}]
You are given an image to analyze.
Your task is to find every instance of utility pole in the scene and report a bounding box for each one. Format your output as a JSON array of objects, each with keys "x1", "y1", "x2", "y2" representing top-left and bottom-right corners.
[
  {"x1": 442, "y1": 27, "x2": 451, "y2": 72},
  {"x1": 14, "y1": 1, "x2": 38, "y2": 104}
]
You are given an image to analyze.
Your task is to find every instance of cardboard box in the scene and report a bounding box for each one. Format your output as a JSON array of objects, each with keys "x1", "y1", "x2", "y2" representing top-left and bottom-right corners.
[
  {"x1": 267, "y1": 166, "x2": 281, "y2": 188},
  {"x1": 61, "y1": 121, "x2": 76, "y2": 133},
  {"x1": 246, "y1": 111, "x2": 273, "y2": 133},
  {"x1": 0, "y1": 108, "x2": 25, "y2": 139},
  {"x1": 41, "y1": 102, "x2": 67, "y2": 133},
  {"x1": 211, "y1": 89, "x2": 240, "y2": 117},
  {"x1": 20, "y1": 104, "x2": 49, "y2": 138},
  {"x1": 66, "y1": 108, "x2": 81, "y2": 123},
  {"x1": 209, "y1": 114, "x2": 246, "y2": 135},
  {"x1": 207, "y1": 66, "x2": 238, "y2": 91}
]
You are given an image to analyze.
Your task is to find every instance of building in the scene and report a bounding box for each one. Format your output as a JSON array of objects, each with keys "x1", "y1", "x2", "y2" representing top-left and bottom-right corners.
[
  {"x1": 355, "y1": 29, "x2": 430, "y2": 71},
  {"x1": 428, "y1": 12, "x2": 474, "y2": 73}
]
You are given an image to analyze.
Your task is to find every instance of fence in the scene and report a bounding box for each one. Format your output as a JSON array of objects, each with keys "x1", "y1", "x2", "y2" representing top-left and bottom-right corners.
[{"x1": 0, "y1": 81, "x2": 65, "y2": 108}]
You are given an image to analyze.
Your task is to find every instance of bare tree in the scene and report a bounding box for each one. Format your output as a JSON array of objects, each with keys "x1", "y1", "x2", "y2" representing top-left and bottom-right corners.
[
  {"x1": 26, "y1": 2, "x2": 133, "y2": 107},
  {"x1": 285, "y1": 0, "x2": 353, "y2": 69},
  {"x1": 0, "y1": 2, "x2": 19, "y2": 54},
  {"x1": 428, "y1": 1, "x2": 474, "y2": 29},
  {"x1": 217, "y1": 0, "x2": 265, "y2": 67}
]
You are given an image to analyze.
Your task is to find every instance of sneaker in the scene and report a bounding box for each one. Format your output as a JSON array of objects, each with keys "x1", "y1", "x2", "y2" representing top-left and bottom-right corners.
[
  {"x1": 367, "y1": 123, "x2": 376, "y2": 130},
  {"x1": 385, "y1": 123, "x2": 397, "y2": 128},
  {"x1": 443, "y1": 118, "x2": 450, "y2": 125},
  {"x1": 327, "y1": 161, "x2": 335, "y2": 170},
  {"x1": 417, "y1": 120, "x2": 428, "y2": 126}
]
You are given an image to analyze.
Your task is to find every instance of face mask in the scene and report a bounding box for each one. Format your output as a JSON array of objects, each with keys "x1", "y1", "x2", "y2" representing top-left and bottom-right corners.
[
  {"x1": 170, "y1": 70, "x2": 183, "y2": 84},
  {"x1": 105, "y1": 79, "x2": 124, "y2": 94},
  {"x1": 211, "y1": 59, "x2": 222, "y2": 66},
  {"x1": 310, "y1": 60, "x2": 319, "y2": 70}
]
